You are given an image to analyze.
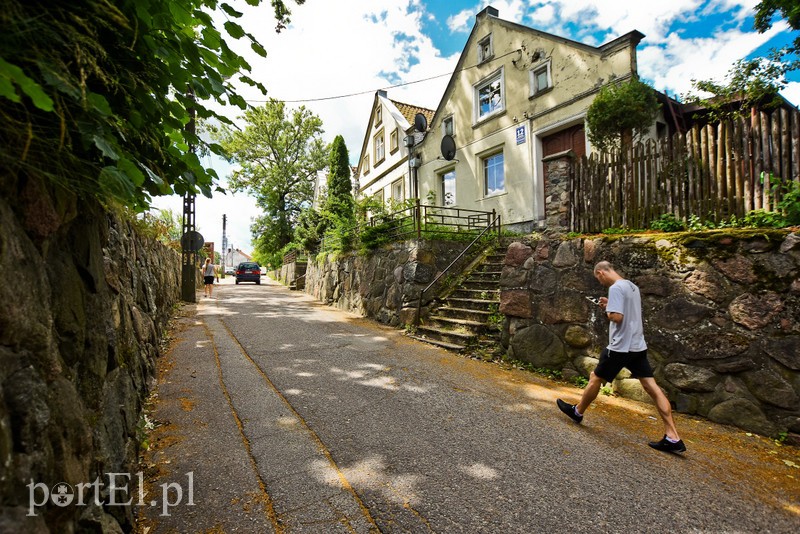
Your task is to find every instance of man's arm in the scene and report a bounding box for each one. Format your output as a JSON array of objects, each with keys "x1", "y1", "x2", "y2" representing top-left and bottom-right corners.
[{"x1": 599, "y1": 297, "x2": 624, "y2": 323}]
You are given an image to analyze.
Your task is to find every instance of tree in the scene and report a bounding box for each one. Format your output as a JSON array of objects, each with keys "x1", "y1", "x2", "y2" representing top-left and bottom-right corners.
[
  {"x1": 586, "y1": 79, "x2": 660, "y2": 153},
  {"x1": 754, "y1": 1, "x2": 800, "y2": 58},
  {"x1": 684, "y1": 56, "x2": 789, "y2": 121},
  {"x1": 326, "y1": 135, "x2": 354, "y2": 217},
  {"x1": 215, "y1": 99, "x2": 327, "y2": 260},
  {"x1": 0, "y1": 0, "x2": 304, "y2": 211}
]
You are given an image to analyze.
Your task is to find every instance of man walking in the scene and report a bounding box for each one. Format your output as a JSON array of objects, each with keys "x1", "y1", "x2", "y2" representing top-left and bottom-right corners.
[{"x1": 556, "y1": 261, "x2": 686, "y2": 453}]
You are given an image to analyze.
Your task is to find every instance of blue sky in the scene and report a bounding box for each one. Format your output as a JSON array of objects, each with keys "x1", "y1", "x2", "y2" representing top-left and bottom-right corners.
[{"x1": 152, "y1": 0, "x2": 799, "y2": 253}]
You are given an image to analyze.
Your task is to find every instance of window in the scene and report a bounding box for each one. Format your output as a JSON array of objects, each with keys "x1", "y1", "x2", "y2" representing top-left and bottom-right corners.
[
  {"x1": 483, "y1": 151, "x2": 505, "y2": 196},
  {"x1": 478, "y1": 35, "x2": 493, "y2": 63},
  {"x1": 441, "y1": 169, "x2": 456, "y2": 206},
  {"x1": 530, "y1": 61, "x2": 552, "y2": 95},
  {"x1": 390, "y1": 129, "x2": 399, "y2": 153},
  {"x1": 374, "y1": 130, "x2": 385, "y2": 164},
  {"x1": 363, "y1": 154, "x2": 370, "y2": 175},
  {"x1": 475, "y1": 70, "x2": 504, "y2": 121},
  {"x1": 392, "y1": 179, "x2": 403, "y2": 202},
  {"x1": 375, "y1": 106, "x2": 382, "y2": 126},
  {"x1": 372, "y1": 189, "x2": 384, "y2": 205},
  {"x1": 443, "y1": 116, "x2": 454, "y2": 137}
]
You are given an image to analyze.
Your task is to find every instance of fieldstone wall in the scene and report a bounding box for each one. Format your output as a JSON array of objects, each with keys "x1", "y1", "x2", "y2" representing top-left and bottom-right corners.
[
  {"x1": 498, "y1": 231, "x2": 800, "y2": 437},
  {"x1": 304, "y1": 240, "x2": 480, "y2": 326},
  {"x1": 542, "y1": 152, "x2": 572, "y2": 230},
  {"x1": 0, "y1": 176, "x2": 180, "y2": 531}
]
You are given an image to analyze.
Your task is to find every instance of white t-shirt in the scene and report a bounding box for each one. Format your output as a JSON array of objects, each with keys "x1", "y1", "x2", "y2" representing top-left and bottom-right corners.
[{"x1": 606, "y1": 279, "x2": 647, "y2": 352}]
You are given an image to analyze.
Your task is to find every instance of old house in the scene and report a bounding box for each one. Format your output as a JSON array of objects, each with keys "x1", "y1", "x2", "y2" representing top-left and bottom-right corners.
[
  {"x1": 355, "y1": 90, "x2": 435, "y2": 207},
  {"x1": 408, "y1": 6, "x2": 644, "y2": 232}
]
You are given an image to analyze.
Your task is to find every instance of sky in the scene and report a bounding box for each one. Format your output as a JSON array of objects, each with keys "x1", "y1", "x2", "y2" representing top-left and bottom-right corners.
[{"x1": 150, "y1": 0, "x2": 799, "y2": 254}]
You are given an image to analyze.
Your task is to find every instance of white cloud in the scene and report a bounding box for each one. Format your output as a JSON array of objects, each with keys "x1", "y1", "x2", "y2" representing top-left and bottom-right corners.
[
  {"x1": 781, "y1": 82, "x2": 800, "y2": 107},
  {"x1": 447, "y1": 9, "x2": 473, "y2": 33},
  {"x1": 638, "y1": 22, "x2": 787, "y2": 98}
]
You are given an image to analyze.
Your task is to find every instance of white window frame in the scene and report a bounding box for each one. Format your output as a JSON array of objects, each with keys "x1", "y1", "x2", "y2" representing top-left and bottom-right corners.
[
  {"x1": 482, "y1": 150, "x2": 505, "y2": 197},
  {"x1": 442, "y1": 116, "x2": 455, "y2": 138},
  {"x1": 478, "y1": 34, "x2": 493, "y2": 63},
  {"x1": 474, "y1": 68, "x2": 505, "y2": 123},
  {"x1": 374, "y1": 130, "x2": 385, "y2": 164},
  {"x1": 440, "y1": 168, "x2": 456, "y2": 206},
  {"x1": 530, "y1": 60, "x2": 552, "y2": 96},
  {"x1": 391, "y1": 179, "x2": 404, "y2": 202}
]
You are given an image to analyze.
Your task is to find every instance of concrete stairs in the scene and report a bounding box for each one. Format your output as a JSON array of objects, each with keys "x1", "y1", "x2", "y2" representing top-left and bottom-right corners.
[{"x1": 409, "y1": 249, "x2": 505, "y2": 352}]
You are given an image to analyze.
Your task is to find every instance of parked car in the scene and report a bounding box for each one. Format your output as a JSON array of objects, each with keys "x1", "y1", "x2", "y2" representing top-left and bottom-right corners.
[{"x1": 235, "y1": 262, "x2": 261, "y2": 285}]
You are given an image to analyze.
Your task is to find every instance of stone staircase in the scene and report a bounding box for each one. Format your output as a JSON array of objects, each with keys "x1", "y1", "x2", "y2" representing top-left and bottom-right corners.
[{"x1": 409, "y1": 249, "x2": 505, "y2": 352}]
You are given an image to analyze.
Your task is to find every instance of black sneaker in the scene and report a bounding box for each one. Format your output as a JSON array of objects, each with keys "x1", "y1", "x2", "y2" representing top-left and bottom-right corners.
[
  {"x1": 557, "y1": 399, "x2": 583, "y2": 423},
  {"x1": 648, "y1": 435, "x2": 687, "y2": 453}
]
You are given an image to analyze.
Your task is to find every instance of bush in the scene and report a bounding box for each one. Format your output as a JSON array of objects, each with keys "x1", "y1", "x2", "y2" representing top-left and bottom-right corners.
[{"x1": 650, "y1": 213, "x2": 685, "y2": 232}]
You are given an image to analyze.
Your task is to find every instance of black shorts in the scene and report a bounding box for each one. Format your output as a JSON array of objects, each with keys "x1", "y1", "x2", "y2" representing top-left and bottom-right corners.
[
  {"x1": 593, "y1": 348, "x2": 653, "y2": 382},
  {"x1": 204, "y1": 275, "x2": 215, "y2": 285}
]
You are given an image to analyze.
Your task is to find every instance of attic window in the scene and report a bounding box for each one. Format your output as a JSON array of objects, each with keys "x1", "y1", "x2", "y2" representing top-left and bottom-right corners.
[
  {"x1": 390, "y1": 129, "x2": 399, "y2": 153},
  {"x1": 530, "y1": 60, "x2": 552, "y2": 96},
  {"x1": 443, "y1": 116, "x2": 454, "y2": 137},
  {"x1": 375, "y1": 106, "x2": 382, "y2": 127},
  {"x1": 478, "y1": 35, "x2": 493, "y2": 63}
]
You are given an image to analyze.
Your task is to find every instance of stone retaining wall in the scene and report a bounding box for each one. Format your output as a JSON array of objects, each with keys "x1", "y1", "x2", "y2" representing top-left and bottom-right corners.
[
  {"x1": 0, "y1": 176, "x2": 180, "y2": 531},
  {"x1": 498, "y1": 230, "x2": 800, "y2": 437},
  {"x1": 304, "y1": 240, "x2": 481, "y2": 326}
]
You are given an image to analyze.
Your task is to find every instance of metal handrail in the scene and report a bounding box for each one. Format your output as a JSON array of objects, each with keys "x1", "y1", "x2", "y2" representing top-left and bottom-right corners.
[{"x1": 415, "y1": 213, "x2": 501, "y2": 326}]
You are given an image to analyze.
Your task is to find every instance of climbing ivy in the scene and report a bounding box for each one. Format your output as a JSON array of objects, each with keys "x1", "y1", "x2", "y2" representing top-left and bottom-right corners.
[{"x1": 0, "y1": 0, "x2": 303, "y2": 210}]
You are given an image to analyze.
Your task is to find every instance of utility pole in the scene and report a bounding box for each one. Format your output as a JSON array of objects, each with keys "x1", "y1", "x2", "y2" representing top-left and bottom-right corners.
[{"x1": 180, "y1": 88, "x2": 201, "y2": 302}]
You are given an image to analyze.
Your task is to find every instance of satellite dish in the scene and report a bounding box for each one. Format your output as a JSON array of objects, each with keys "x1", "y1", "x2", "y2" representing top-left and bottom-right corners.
[
  {"x1": 414, "y1": 112, "x2": 428, "y2": 132},
  {"x1": 180, "y1": 230, "x2": 205, "y2": 252},
  {"x1": 441, "y1": 135, "x2": 456, "y2": 161}
]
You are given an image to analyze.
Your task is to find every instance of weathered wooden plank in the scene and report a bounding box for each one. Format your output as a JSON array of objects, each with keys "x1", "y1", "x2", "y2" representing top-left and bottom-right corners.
[
  {"x1": 762, "y1": 110, "x2": 772, "y2": 209},
  {"x1": 743, "y1": 112, "x2": 753, "y2": 212},
  {"x1": 792, "y1": 109, "x2": 800, "y2": 183}
]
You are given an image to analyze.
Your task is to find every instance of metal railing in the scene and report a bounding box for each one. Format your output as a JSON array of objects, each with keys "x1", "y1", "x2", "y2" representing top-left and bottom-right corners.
[
  {"x1": 317, "y1": 200, "x2": 500, "y2": 254},
  {"x1": 415, "y1": 213, "x2": 502, "y2": 325}
]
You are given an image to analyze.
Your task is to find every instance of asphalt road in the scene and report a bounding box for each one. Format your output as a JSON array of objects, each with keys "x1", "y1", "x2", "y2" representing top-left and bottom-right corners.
[{"x1": 137, "y1": 276, "x2": 800, "y2": 533}]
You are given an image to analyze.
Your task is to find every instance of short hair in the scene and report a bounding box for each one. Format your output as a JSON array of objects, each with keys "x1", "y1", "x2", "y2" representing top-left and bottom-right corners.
[{"x1": 594, "y1": 260, "x2": 614, "y2": 273}]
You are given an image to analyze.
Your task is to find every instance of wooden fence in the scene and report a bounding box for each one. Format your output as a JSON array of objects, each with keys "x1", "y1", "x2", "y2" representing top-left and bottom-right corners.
[{"x1": 569, "y1": 107, "x2": 800, "y2": 233}]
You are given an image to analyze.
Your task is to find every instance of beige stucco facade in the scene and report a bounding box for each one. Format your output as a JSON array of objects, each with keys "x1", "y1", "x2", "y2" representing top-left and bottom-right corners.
[
  {"x1": 409, "y1": 7, "x2": 642, "y2": 231},
  {"x1": 355, "y1": 91, "x2": 434, "y2": 209}
]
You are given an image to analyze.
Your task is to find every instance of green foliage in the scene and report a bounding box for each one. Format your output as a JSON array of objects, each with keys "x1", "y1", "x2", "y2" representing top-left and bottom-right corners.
[
  {"x1": 128, "y1": 208, "x2": 180, "y2": 248},
  {"x1": 754, "y1": 1, "x2": 800, "y2": 58},
  {"x1": 586, "y1": 78, "x2": 661, "y2": 153},
  {"x1": 487, "y1": 303, "x2": 504, "y2": 330},
  {"x1": 650, "y1": 213, "x2": 685, "y2": 232},
  {"x1": 0, "y1": 0, "x2": 303, "y2": 211},
  {"x1": 776, "y1": 178, "x2": 800, "y2": 225},
  {"x1": 572, "y1": 376, "x2": 589, "y2": 388},
  {"x1": 326, "y1": 135, "x2": 353, "y2": 215},
  {"x1": 741, "y1": 209, "x2": 786, "y2": 228},
  {"x1": 601, "y1": 227, "x2": 646, "y2": 235},
  {"x1": 600, "y1": 385, "x2": 614, "y2": 396},
  {"x1": 684, "y1": 56, "x2": 791, "y2": 121},
  {"x1": 215, "y1": 100, "x2": 327, "y2": 259}
]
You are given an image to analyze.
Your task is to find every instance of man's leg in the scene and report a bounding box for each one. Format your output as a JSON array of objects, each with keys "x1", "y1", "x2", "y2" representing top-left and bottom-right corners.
[
  {"x1": 639, "y1": 377, "x2": 680, "y2": 441},
  {"x1": 576, "y1": 371, "x2": 603, "y2": 415}
]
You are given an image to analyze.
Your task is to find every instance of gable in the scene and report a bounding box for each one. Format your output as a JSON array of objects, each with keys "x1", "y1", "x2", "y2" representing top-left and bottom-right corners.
[{"x1": 428, "y1": 7, "x2": 643, "y2": 134}]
